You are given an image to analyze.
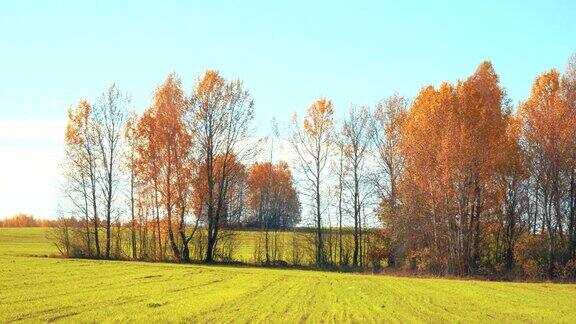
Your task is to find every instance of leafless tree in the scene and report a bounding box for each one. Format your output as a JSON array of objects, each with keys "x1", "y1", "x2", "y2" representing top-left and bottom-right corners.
[
  {"x1": 342, "y1": 105, "x2": 371, "y2": 266},
  {"x1": 94, "y1": 84, "x2": 129, "y2": 258}
]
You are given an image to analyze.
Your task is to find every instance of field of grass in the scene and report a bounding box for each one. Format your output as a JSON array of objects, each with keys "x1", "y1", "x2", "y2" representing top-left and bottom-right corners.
[{"x1": 1, "y1": 228, "x2": 576, "y2": 322}]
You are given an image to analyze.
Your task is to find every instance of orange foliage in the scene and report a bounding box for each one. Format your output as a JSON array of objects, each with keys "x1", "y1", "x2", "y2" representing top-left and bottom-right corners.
[
  {"x1": 520, "y1": 69, "x2": 576, "y2": 168},
  {"x1": 303, "y1": 98, "x2": 334, "y2": 138},
  {"x1": 136, "y1": 73, "x2": 193, "y2": 214},
  {"x1": 399, "y1": 61, "x2": 510, "y2": 274},
  {"x1": 192, "y1": 154, "x2": 246, "y2": 223},
  {"x1": 246, "y1": 161, "x2": 301, "y2": 228},
  {"x1": 65, "y1": 99, "x2": 92, "y2": 147}
]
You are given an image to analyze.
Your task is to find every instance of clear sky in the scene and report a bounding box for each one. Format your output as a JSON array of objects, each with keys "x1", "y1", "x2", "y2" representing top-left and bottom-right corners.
[{"x1": 1, "y1": 0, "x2": 575, "y2": 218}]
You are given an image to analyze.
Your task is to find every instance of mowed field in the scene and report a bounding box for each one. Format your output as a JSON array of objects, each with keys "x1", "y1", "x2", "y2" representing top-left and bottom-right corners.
[{"x1": 1, "y1": 228, "x2": 575, "y2": 323}]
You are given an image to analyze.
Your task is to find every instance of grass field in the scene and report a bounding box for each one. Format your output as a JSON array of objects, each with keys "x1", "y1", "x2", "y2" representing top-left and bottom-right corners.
[{"x1": 1, "y1": 228, "x2": 575, "y2": 323}]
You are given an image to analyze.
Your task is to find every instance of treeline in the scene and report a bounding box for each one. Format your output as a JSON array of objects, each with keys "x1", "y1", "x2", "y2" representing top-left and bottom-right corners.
[
  {"x1": 61, "y1": 72, "x2": 303, "y2": 264},
  {"x1": 57, "y1": 55, "x2": 576, "y2": 279},
  {"x1": 0, "y1": 214, "x2": 56, "y2": 227},
  {"x1": 382, "y1": 57, "x2": 576, "y2": 280}
]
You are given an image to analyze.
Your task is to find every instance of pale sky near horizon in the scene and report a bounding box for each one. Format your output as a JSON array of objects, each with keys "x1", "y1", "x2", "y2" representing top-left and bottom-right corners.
[{"x1": 0, "y1": 0, "x2": 575, "y2": 219}]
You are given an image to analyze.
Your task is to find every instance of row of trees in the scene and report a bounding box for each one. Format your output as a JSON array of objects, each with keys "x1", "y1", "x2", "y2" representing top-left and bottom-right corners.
[
  {"x1": 379, "y1": 57, "x2": 576, "y2": 279},
  {"x1": 0, "y1": 214, "x2": 56, "y2": 227},
  {"x1": 63, "y1": 71, "x2": 301, "y2": 263},
  {"x1": 59, "y1": 54, "x2": 576, "y2": 278}
]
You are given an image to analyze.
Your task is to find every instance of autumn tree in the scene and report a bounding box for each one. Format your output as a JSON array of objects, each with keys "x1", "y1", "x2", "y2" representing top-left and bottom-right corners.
[
  {"x1": 454, "y1": 61, "x2": 509, "y2": 274},
  {"x1": 187, "y1": 70, "x2": 255, "y2": 262},
  {"x1": 135, "y1": 73, "x2": 196, "y2": 262},
  {"x1": 124, "y1": 112, "x2": 140, "y2": 259},
  {"x1": 135, "y1": 108, "x2": 164, "y2": 259},
  {"x1": 400, "y1": 84, "x2": 454, "y2": 273},
  {"x1": 399, "y1": 61, "x2": 509, "y2": 275},
  {"x1": 64, "y1": 99, "x2": 100, "y2": 257},
  {"x1": 495, "y1": 115, "x2": 528, "y2": 272},
  {"x1": 290, "y1": 98, "x2": 334, "y2": 266},
  {"x1": 371, "y1": 94, "x2": 406, "y2": 266},
  {"x1": 247, "y1": 162, "x2": 300, "y2": 229},
  {"x1": 562, "y1": 54, "x2": 576, "y2": 261},
  {"x1": 246, "y1": 161, "x2": 301, "y2": 263},
  {"x1": 192, "y1": 155, "x2": 246, "y2": 233},
  {"x1": 520, "y1": 69, "x2": 576, "y2": 277}
]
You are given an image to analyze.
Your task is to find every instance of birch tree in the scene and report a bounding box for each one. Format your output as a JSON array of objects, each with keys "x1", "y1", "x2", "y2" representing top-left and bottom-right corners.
[
  {"x1": 187, "y1": 70, "x2": 255, "y2": 262},
  {"x1": 290, "y1": 98, "x2": 334, "y2": 266}
]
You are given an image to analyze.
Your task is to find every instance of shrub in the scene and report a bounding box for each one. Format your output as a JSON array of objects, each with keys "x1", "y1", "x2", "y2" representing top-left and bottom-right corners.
[
  {"x1": 366, "y1": 229, "x2": 389, "y2": 271},
  {"x1": 514, "y1": 234, "x2": 547, "y2": 279},
  {"x1": 560, "y1": 259, "x2": 576, "y2": 280},
  {"x1": 215, "y1": 230, "x2": 238, "y2": 261}
]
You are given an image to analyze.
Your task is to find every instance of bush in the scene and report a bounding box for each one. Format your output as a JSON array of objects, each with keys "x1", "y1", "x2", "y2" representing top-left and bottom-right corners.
[
  {"x1": 514, "y1": 234, "x2": 547, "y2": 279},
  {"x1": 366, "y1": 229, "x2": 389, "y2": 271},
  {"x1": 48, "y1": 217, "x2": 93, "y2": 258},
  {"x1": 560, "y1": 259, "x2": 576, "y2": 280},
  {"x1": 215, "y1": 230, "x2": 238, "y2": 261}
]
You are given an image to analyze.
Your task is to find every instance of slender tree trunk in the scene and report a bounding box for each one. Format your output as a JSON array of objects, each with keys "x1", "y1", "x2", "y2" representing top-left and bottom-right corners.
[
  {"x1": 504, "y1": 224, "x2": 515, "y2": 272},
  {"x1": 81, "y1": 176, "x2": 92, "y2": 255},
  {"x1": 154, "y1": 188, "x2": 162, "y2": 260},
  {"x1": 180, "y1": 211, "x2": 199, "y2": 262},
  {"x1": 130, "y1": 171, "x2": 136, "y2": 259},
  {"x1": 181, "y1": 237, "x2": 191, "y2": 262},
  {"x1": 569, "y1": 171, "x2": 576, "y2": 259},
  {"x1": 316, "y1": 172, "x2": 323, "y2": 266},
  {"x1": 166, "y1": 208, "x2": 180, "y2": 259},
  {"x1": 204, "y1": 145, "x2": 216, "y2": 263},
  {"x1": 545, "y1": 194, "x2": 556, "y2": 278},
  {"x1": 471, "y1": 183, "x2": 481, "y2": 274},
  {"x1": 338, "y1": 189, "x2": 343, "y2": 265},
  {"x1": 206, "y1": 233, "x2": 215, "y2": 262},
  {"x1": 353, "y1": 170, "x2": 360, "y2": 267},
  {"x1": 358, "y1": 210, "x2": 363, "y2": 267},
  {"x1": 90, "y1": 168, "x2": 100, "y2": 258},
  {"x1": 105, "y1": 159, "x2": 113, "y2": 258}
]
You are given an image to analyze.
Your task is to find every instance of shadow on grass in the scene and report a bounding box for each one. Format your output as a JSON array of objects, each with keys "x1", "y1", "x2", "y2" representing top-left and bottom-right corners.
[{"x1": 24, "y1": 252, "x2": 576, "y2": 284}]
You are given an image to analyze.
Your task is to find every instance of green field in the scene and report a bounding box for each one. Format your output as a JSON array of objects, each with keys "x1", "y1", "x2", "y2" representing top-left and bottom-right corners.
[{"x1": 1, "y1": 228, "x2": 575, "y2": 323}]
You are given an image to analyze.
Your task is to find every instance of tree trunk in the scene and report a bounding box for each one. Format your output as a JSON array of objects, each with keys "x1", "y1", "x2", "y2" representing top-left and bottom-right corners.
[
  {"x1": 338, "y1": 193, "x2": 343, "y2": 265},
  {"x1": 545, "y1": 195, "x2": 556, "y2": 278},
  {"x1": 130, "y1": 172, "x2": 136, "y2": 259},
  {"x1": 154, "y1": 188, "x2": 162, "y2": 260},
  {"x1": 105, "y1": 161, "x2": 113, "y2": 258},
  {"x1": 316, "y1": 175, "x2": 323, "y2": 266},
  {"x1": 352, "y1": 169, "x2": 359, "y2": 267},
  {"x1": 471, "y1": 184, "x2": 481, "y2": 274},
  {"x1": 90, "y1": 168, "x2": 100, "y2": 258},
  {"x1": 569, "y1": 171, "x2": 576, "y2": 259},
  {"x1": 181, "y1": 243, "x2": 190, "y2": 262}
]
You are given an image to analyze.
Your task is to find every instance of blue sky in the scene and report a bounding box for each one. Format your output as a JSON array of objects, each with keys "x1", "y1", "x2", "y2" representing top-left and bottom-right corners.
[{"x1": 0, "y1": 0, "x2": 575, "y2": 218}]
